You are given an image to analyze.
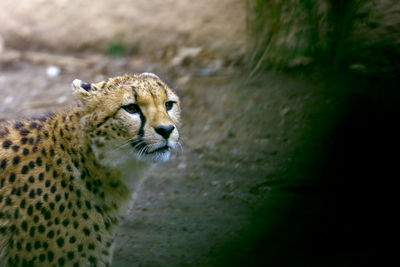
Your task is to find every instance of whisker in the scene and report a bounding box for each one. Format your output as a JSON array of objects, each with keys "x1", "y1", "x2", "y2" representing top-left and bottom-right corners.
[
  {"x1": 126, "y1": 136, "x2": 141, "y2": 142},
  {"x1": 177, "y1": 141, "x2": 184, "y2": 154},
  {"x1": 146, "y1": 143, "x2": 156, "y2": 151},
  {"x1": 137, "y1": 144, "x2": 148, "y2": 159},
  {"x1": 110, "y1": 136, "x2": 141, "y2": 151},
  {"x1": 111, "y1": 141, "x2": 136, "y2": 153}
]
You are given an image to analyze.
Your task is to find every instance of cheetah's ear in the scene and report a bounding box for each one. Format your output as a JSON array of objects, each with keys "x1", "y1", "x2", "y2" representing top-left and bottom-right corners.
[
  {"x1": 140, "y1": 72, "x2": 160, "y2": 79},
  {"x1": 72, "y1": 79, "x2": 94, "y2": 106}
]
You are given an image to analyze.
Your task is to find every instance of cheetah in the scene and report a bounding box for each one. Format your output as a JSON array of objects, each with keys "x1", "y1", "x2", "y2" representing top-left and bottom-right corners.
[{"x1": 0, "y1": 73, "x2": 181, "y2": 266}]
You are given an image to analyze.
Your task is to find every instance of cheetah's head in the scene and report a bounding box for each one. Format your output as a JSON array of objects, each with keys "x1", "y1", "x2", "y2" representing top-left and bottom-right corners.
[{"x1": 72, "y1": 73, "x2": 181, "y2": 163}]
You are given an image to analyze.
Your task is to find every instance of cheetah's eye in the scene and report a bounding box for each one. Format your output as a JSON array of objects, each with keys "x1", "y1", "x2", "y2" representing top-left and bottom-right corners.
[
  {"x1": 165, "y1": 101, "x2": 175, "y2": 111},
  {"x1": 122, "y1": 104, "x2": 140, "y2": 114}
]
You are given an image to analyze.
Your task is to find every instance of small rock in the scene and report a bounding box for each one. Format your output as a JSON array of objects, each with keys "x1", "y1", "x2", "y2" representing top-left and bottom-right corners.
[
  {"x1": 0, "y1": 35, "x2": 4, "y2": 53},
  {"x1": 203, "y1": 124, "x2": 210, "y2": 132},
  {"x1": 288, "y1": 57, "x2": 313, "y2": 68},
  {"x1": 46, "y1": 65, "x2": 61, "y2": 78},
  {"x1": 280, "y1": 107, "x2": 290, "y2": 116},
  {"x1": 57, "y1": 96, "x2": 67, "y2": 104},
  {"x1": 177, "y1": 162, "x2": 187, "y2": 169},
  {"x1": 349, "y1": 64, "x2": 367, "y2": 72},
  {"x1": 194, "y1": 59, "x2": 224, "y2": 76},
  {"x1": 30, "y1": 89, "x2": 39, "y2": 97},
  {"x1": 176, "y1": 75, "x2": 191, "y2": 86},
  {"x1": 169, "y1": 46, "x2": 202, "y2": 67},
  {"x1": 194, "y1": 68, "x2": 216, "y2": 76},
  {"x1": 4, "y1": 96, "x2": 13, "y2": 104}
]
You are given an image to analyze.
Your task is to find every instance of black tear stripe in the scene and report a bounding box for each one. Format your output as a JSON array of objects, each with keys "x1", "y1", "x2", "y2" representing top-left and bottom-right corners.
[
  {"x1": 138, "y1": 112, "x2": 146, "y2": 137},
  {"x1": 149, "y1": 88, "x2": 155, "y2": 98},
  {"x1": 130, "y1": 110, "x2": 147, "y2": 150}
]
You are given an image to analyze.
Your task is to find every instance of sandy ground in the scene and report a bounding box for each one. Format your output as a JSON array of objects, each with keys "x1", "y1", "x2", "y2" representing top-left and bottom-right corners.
[{"x1": 0, "y1": 52, "x2": 327, "y2": 266}]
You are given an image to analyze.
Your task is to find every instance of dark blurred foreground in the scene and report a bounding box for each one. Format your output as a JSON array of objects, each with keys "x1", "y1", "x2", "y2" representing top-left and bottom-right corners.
[
  {"x1": 215, "y1": 71, "x2": 399, "y2": 266},
  {"x1": 214, "y1": 1, "x2": 400, "y2": 265}
]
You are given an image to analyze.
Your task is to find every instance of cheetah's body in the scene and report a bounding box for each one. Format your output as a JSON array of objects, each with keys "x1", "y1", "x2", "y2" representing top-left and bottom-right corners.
[{"x1": 0, "y1": 73, "x2": 181, "y2": 266}]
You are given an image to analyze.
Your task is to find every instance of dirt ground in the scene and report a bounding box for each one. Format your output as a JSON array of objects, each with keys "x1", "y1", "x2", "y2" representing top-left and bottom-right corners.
[
  {"x1": 0, "y1": 0, "x2": 246, "y2": 59},
  {"x1": 0, "y1": 51, "x2": 330, "y2": 266},
  {"x1": 1, "y1": 1, "x2": 398, "y2": 266},
  {"x1": 3, "y1": 46, "x2": 399, "y2": 267}
]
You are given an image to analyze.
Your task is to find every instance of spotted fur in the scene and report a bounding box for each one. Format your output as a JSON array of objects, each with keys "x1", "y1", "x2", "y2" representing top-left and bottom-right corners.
[{"x1": 0, "y1": 74, "x2": 181, "y2": 266}]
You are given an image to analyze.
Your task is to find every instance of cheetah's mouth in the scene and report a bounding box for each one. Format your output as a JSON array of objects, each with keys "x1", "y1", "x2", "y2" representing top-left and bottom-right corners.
[
  {"x1": 147, "y1": 145, "x2": 170, "y2": 154},
  {"x1": 130, "y1": 140, "x2": 177, "y2": 163},
  {"x1": 130, "y1": 141, "x2": 170, "y2": 154}
]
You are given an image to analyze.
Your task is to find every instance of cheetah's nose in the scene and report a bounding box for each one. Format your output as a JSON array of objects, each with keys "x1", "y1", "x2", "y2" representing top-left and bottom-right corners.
[{"x1": 154, "y1": 125, "x2": 175, "y2": 139}]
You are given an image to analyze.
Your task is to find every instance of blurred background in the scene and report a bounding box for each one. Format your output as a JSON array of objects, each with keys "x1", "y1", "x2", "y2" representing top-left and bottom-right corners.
[{"x1": 1, "y1": 0, "x2": 399, "y2": 266}]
